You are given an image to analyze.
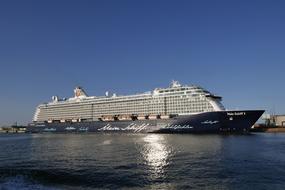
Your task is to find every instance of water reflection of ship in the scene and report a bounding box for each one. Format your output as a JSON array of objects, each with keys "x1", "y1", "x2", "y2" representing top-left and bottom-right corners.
[{"x1": 142, "y1": 135, "x2": 172, "y2": 179}]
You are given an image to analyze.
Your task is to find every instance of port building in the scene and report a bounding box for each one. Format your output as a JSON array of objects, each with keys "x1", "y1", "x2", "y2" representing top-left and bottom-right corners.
[{"x1": 270, "y1": 115, "x2": 285, "y2": 127}]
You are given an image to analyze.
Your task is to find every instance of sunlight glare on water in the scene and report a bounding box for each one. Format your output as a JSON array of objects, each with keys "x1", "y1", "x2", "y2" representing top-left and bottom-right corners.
[{"x1": 141, "y1": 134, "x2": 172, "y2": 179}]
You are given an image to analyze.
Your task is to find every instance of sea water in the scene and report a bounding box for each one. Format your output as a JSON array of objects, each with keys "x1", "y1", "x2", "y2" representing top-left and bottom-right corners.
[{"x1": 0, "y1": 133, "x2": 285, "y2": 189}]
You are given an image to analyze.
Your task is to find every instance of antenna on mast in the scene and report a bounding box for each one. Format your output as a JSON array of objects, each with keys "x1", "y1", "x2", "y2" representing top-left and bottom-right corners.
[{"x1": 170, "y1": 80, "x2": 181, "y2": 88}]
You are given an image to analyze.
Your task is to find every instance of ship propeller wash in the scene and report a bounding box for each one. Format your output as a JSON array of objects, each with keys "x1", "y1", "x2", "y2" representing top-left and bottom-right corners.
[{"x1": 28, "y1": 81, "x2": 264, "y2": 133}]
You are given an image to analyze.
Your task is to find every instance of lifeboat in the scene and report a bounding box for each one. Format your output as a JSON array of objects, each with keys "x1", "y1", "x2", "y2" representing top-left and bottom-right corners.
[
  {"x1": 137, "y1": 115, "x2": 146, "y2": 120},
  {"x1": 149, "y1": 115, "x2": 159, "y2": 120},
  {"x1": 160, "y1": 115, "x2": 170, "y2": 119},
  {"x1": 118, "y1": 114, "x2": 132, "y2": 121}
]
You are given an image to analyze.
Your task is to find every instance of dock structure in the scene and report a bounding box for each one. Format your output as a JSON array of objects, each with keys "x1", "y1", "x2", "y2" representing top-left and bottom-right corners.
[
  {"x1": 251, "y1": 114, "x2": 285, "y2": 133},
  {"x1": 261, "y1": 114, "x2": 285, "y2": 127},
  {"x1": 270, "y1": 115, "x2": 285, "y2": 127},
  {"x1": 0, "y1": 126, "x2": 26, "y2": 133}
]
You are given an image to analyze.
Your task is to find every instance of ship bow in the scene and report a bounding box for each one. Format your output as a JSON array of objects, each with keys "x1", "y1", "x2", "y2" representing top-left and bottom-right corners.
[{"x1": 221, "y1": 110, "x2": 265, "y2": 132}]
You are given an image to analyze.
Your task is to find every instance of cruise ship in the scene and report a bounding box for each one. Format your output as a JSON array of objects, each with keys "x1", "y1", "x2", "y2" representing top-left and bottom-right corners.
[{"x1": 27, "y1": 81, "x2": 264, "y2": 133}]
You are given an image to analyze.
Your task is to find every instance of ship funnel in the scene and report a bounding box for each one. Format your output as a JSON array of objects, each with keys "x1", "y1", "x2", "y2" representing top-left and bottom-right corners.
[
  {"x1": 52, "y1": 96, "x2": 58, "y2": 102},
  {"x1": 74, "y1": 86, "x2": 88, "y2": 97}
]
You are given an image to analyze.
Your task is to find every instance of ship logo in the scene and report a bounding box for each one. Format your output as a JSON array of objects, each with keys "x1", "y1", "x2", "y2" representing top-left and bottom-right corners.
[{"x1": 98, "y1": 123, "x2": 149, "y2": 132}]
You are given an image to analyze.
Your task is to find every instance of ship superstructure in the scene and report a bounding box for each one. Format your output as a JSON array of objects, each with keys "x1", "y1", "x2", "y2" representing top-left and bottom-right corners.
[{"x1": 33, "y1": 81, "x2": 225, "y2": 123}]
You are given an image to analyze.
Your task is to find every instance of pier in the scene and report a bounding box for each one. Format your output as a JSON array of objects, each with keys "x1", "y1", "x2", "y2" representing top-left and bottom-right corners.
[{"x1": 0, "y1": 126, "x2": 26, "y2": 133}]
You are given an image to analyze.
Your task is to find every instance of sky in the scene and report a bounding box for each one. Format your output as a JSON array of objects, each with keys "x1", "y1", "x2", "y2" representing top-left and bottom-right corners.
[{"x1": 0, "y1": 0, "x2": 284, "y2": 125}]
